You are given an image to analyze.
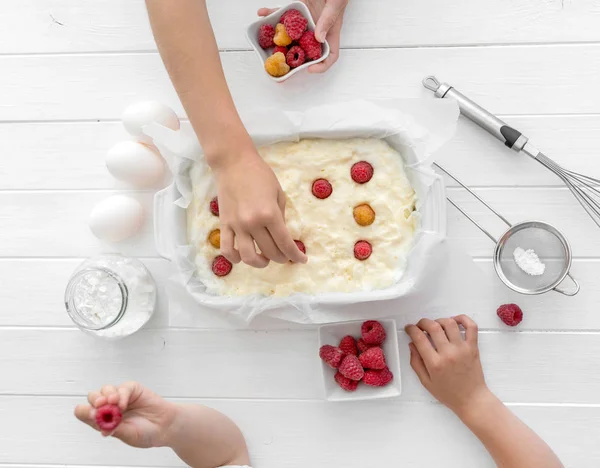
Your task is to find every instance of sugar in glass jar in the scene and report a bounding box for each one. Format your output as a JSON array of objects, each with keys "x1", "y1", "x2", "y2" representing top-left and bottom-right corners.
[{"x1": 64, "y1": 254, "x2": 156, "y2": 339}]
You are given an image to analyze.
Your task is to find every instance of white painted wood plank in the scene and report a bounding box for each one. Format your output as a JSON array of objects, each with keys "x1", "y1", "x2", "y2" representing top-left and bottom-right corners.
[
  {"x1": 2, "y1": 46, "x2": 600, "y2": 122},
  {"x1": 1, "y1": 329, "x2": 599, "y2": 404},
  {"x1": 3, "y1": 116, "x2": 600, "y2": 190},
  {"x1": 1, "y1": 188, "x2": 597, "y2": 258},
  {"x1": 0, "y1": 191, "x2": 157, "y2": 258},
  {"x1": 1, "y1": 257, "x2": 599, "y2": 330},
  {"x1": 3, "y1": 0, "x2": 600, "y2": 53},
  {"x1": 0, "y1": 396, "x2": 596, "y2": 466}
]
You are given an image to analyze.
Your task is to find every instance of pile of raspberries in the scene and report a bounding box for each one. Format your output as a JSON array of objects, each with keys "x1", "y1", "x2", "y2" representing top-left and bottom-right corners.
[
  {"x1": 258, "y1": 9, "x2": 323, "y2": 78},
  {"x1": 319, "y1": 320, "x2": 394, "y2": 392}
]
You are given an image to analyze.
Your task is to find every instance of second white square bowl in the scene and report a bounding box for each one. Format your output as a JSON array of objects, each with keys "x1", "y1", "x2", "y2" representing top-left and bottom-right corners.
[{"x1": 318, "y1": 319, "x2": 402, "y2": 402}]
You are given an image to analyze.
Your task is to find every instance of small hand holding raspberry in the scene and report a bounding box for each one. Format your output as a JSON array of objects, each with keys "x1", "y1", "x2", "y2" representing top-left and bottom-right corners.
[
  {"x1": 214, "y1": 148, "x2": 308, "y2": 268},
  {"x1": 405, "y1": 315, "x2": 491, "y2": 417},
  {"x1": 74, "y1": 382, "x2": 176, "y2": 448},
  {"x1": 258, "y1": 0, "x2": 350, "y2": 73}
]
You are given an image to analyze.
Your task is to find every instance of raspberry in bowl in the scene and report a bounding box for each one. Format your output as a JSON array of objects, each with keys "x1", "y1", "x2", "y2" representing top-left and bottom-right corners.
[
  {"x1": 246, "y1": 1, "x2": 331, "y2": 83},
  {"x1": 318, "y1": 319, "x2": 402, "y2": 402}
]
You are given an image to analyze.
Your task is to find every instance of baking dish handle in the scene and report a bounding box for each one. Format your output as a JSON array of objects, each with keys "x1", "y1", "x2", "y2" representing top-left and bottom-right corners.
[
  {"x1": 428, "y1": 174, "x2": 447, "y2": 237},
  {"x1": 154, "y1": 186, "x2": 174, "y2": 261}
]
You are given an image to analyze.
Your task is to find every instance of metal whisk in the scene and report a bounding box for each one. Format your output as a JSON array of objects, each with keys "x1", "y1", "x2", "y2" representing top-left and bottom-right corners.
[{"x1": 423, "y1": 76, "x2": 600, "y2": 229}]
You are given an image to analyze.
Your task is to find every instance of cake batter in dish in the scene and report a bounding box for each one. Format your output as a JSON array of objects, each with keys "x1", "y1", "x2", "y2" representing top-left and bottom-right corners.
[{"x1": 187, "y1": 138, "x2": 418, "y2": 297}]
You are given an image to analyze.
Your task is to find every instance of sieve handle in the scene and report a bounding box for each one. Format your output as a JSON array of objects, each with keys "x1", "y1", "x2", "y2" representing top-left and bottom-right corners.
[{"x1": 553, "y1": 273, "x2": 580, "y2": 296}]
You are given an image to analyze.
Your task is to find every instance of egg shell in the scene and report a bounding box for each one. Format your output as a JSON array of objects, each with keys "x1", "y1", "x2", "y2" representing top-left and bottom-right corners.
[
  {"x1": 122, "y1": 101, "x2": 180, "y2": 144},
  {"x1": 106, "y1": 141, "x2": 165, "y2": 188},
  {"x1": 89, "y1": 195, "x2": 145, "y2": 243}
]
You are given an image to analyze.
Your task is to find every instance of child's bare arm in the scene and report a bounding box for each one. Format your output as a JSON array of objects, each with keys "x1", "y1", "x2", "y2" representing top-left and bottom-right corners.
[
  {"x1": 405, "y1": 315, "x2": 563, "y2": 468},
  {"x1": 74, "y1": 382, "x2": 249, "y2": 468},
  {"x1": 145, "y1": 0, "x2": 306, "y2": 268}
]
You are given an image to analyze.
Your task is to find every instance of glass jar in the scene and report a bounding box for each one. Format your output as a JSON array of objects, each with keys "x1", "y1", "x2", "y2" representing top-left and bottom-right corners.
[{"x1": 65, "y1": 254, "x2": 156, "y2": 339}]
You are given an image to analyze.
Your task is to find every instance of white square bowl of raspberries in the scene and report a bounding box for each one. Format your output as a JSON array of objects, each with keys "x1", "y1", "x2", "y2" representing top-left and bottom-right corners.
[
  {"x1": 318, "y1": 319, "x2": 401, "y2": 402},
  {"x1": 246, "y1": 1, "x2": 330, "y2": 82}
]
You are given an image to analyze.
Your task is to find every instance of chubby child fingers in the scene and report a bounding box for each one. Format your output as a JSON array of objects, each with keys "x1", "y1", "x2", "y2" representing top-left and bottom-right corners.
[
  {"x1": 100, "y1": 385, "x2": 120, "y2": 406},
  {"x1": 453, "y1": 314, "x2": 479, "y2": 345},
  {"x1": 74, "y1": 404, "x2": 96, "y2": 429},
  {"x1": 409, "y1": 343, "x2": 430, "y2": 386},
  {"x1": 257, "y1": 7, "x2": 278, "y2": 17},
  {"x1": 416, "y1": 318, "x2": 449, "y2": 351},
  {"x1": 220, "y1": 227, "x2": 241, "y2": 264},
  {"x1": 436, "y1": 318, "x2": 462, "y2": 344},
  {"x1": 405, "y1": 324, "x2": 438, "y2": 366}
]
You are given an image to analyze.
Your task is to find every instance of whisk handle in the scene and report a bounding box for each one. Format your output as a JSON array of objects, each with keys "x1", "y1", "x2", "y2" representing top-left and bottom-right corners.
[{"x1": 423, "y1": 76, "x2": 528, "y2": 152}]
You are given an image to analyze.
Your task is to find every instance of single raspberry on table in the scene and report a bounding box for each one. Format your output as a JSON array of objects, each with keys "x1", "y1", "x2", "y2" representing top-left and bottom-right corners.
[
  {"x1": 258, "y1": 24, "x2": 275, "y2": 49},
  {"x1": 339, "y1": 354, "x2": 364, "y2": 381},
  {"x1": 497, "y1": 303, "x2": 523, "y2": 327},
  {"x1": 339, "y1": 335, "x2": 358, "y2": 356},
  {"x1": 334, "y1": 371, "x2": 359, "y2": 392},
  {"x1": 319, "y1": 344, "x2": 344, "y2": 369},
  {"x1": 361, "y1": 320, "x2": 387, "y2": 345},
  {"x1": 212, "y1": 255, "x2": 232, "y2": 277},
  {"x1": 286, "y1": 46, "x2": 306, "y2": 68},
  {"x1": 363, "y1": 367, "x2": 394, "y2": 387},
  {"x1": 273, "y1": 45, "x2": 288, "y2": 55},
  {"x1": 273, "y1": 23, "x2": 292, "y2": 47},
  {"x1": 312, "y1": 178, "x2": 333, "y2": 199},
  {"x1": 359, "y1": 347, "x2": 387, "y2": 370},
  {"x1": 299, "y1": 30, "x2": 322, "y2": 60},
  {"x1": 282, "y1": 12, "x2": 308, "y2": 40},
  {"x1": 209, "y1": 196, "x2": 219, "y2": 216},
  {"x1": 354, "y1": 240, "x2": 372, "y2": 261},
  {"x1": 95, "y1": 404, "x2": 122, "y2": 432},
  {"x1": 280, "y1": 8, "x2": 303, "y2": 24},
  {"x1": 357, "y1": 338, "x2": 374, "y2": 354},
  {"x1": 294, "y1": 240, "x2": 306, "y2": 254},
  {"x1": 353, "y1": 204, "x2": 376, "y2": 226},
  {"x1": 351, "y1": 161, "x2": 374, "y2": 184},
  {"x1": 264, "y1": 52, "x2": 290, "y2": 77}
]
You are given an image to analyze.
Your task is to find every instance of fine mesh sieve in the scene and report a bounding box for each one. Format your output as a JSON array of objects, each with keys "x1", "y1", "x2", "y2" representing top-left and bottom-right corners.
[
  {"x1": 436, "y1": 164, "x2": 580, "y2": 296},
  {"x1": 493, "y1": 221, "x2": 578, "y2": 295}
]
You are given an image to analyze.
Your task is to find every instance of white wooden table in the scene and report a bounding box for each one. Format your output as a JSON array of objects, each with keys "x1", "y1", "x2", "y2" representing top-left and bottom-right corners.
[{"x1": 2, "y1": 1, "x2": 600, "y2": 466}]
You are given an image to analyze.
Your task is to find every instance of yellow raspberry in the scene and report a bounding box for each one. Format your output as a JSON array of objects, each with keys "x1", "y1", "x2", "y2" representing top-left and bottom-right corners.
[
  {"x1": 208, "y1": 229, "x2": 221, "y2": 249},
  {"x1": 353, "y1": 204, "x2": 376, "y2": 226},
  {"x1": 273, "y1": 23, "x2": 292, "y2": 47},
  {"x1": 265, "y1": 52, "x2": 290, "y2": 77}
]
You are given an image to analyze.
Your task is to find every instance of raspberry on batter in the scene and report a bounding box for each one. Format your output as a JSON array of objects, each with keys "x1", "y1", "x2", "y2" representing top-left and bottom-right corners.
[{"x1": 312, "y1": 178, "x2": 333, "y2": 199}]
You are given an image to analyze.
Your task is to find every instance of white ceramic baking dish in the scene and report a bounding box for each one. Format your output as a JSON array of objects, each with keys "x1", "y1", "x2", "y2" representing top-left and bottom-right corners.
[{"x1": 154, "y1": 140, "x2": 447, "y2": 315}]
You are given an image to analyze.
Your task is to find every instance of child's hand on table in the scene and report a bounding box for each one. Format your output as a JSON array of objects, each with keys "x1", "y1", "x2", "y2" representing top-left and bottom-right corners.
[
  {"x1": 74, "y1": 381, "x2": 175, "y2": 448},
  {"x1": 405, "y1": 315, "x2": 489, "y2": 416},
  {"x1": 405, "y1": 315, "x2": 564, "y2": 468},
  {"x1": 258, "y1": 0, "x2": 350, "y2": 73}
]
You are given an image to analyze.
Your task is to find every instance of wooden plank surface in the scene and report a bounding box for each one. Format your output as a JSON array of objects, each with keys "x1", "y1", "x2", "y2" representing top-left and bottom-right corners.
[
  {"x1": 2, "y1": 0, "x2": 600, "y2": 466},
  {"x1": 2, "y1": 0, "x2": 600, "y2": 53},
  {"x1": 1, "y1": 328, "x2": 599, "y2": 404},
  {"x1": 1, "y1": 257, "x2": 599, "y2": 331},
  {"x1": 2, "y1": 45, "x2": 600, "y2": 122},
  {"x1": 3, "y1": 116, "x2": 600, "y2": 190},
  {"x1": 0, "y1": 396, "x2": 597, "y2": 467},
  {"x1": 1, "y1": 188, "x2": 597, "y2": 258}
]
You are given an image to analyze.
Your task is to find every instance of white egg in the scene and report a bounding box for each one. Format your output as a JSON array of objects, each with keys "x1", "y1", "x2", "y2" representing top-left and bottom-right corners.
[
  {"x1": 106, "y1": 141, "x2": 165, "y2": 187},
  {"x1": 89, "y1": 195, "x2": 145, "y2": 243},
  {"x1": 122, "y1": 101, "x2": 180, "y2": 144}
]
